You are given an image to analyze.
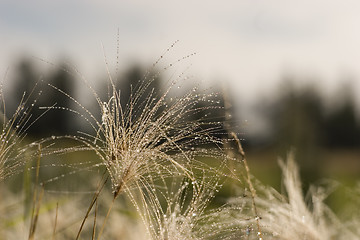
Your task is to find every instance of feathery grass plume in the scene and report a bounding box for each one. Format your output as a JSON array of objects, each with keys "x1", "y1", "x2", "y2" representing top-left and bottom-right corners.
[
  {"x1": 44, "y1": 42, "x2": 225, "y2": 198},
  {"x1": 39, "y1": 42, "x2": 227, "y2": 238},
  {"x1": 0, "y1": 73, "x2": 45, "y2": 182},
  {"x1": 219, "y1": 151, "x2": 360, "y2": 240}
]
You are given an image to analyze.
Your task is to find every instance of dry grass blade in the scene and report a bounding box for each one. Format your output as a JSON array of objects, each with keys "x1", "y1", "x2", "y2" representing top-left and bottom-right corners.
[
  {"x1": 76, "y1": 171, "x2": 108, "y2": 240},
  {"x1": 96, "y1": 197, "x2": 115, "y2": 240},
  {"x1": 230, "y1": 131, "x2": 263, "y2": 239},
  {"x1": 52, "y1": 202, "x2": 59, "y2": 240},
  {"x1": 28, "y1": 145, "x2": 43, "y2": 240},
  {"x1": 91, "y1": 199, "x2": 98, "y2": 240},
  {"x1": 28, "y1": 187, "x2": 44, "y2": 240}
]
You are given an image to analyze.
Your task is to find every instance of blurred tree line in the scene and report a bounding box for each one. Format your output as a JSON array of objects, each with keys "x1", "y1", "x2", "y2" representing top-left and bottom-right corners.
[
  {"x1": 266, "y1": 80, "x2": 360, "y2": 151},
  {"x1": 6, "y1": 58, "x2": 227, "y2": 140},
  {"x1": 7, "y1": 58, "x2": 360, "y2": 159},
  {"x1": 258, "y1": 78, "x2": 360, "y2": 184}
]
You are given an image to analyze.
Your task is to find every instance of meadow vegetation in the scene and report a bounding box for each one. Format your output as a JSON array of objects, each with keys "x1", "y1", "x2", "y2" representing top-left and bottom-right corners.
[{"x1": 0, "y1": 42, "x2": 359, "y2": 240}]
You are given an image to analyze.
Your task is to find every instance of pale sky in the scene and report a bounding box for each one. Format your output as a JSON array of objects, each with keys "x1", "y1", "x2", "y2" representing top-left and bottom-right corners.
[{"x1": 1, "y1": 0, "x2": 360, "y2": 128}]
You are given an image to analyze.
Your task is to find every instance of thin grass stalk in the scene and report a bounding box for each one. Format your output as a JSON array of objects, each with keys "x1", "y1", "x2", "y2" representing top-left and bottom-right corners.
[
  {"x1": 28, "y1": 144, "x2": 42, "y2": 240},
  {"x1": 29, "y1": 187, "x2": 44, "y2": 240},
  {"x1": 231, "y1": 132, "x2": 263, "y2": 239},
  {"x1": 92, "y1": 199, "x2": 98, "y2": 240},
  {"x1": 51, "y1": 202, "x2": 59, "y2": 240},
  {"x1": 76, "y1": 171, "x2": 108, "y2": 240},
  {"x1": 96, "y1": 197, "x2": 116, "y2": 240}
]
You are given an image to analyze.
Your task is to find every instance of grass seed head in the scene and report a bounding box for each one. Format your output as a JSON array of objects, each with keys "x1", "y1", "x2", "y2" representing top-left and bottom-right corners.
[
  {"x1": 58, "y1": 56, "x2": 226, "y2": 200},
  {"x1": 0, "y1": 81, "x2": 43, "y2": 181}
]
